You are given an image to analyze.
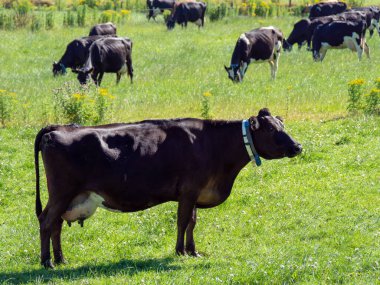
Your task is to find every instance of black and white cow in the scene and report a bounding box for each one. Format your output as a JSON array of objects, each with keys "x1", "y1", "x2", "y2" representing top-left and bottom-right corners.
[
  {"x1": 312, "y1": 20, "x2": 369, "y2": 62},
  {"x1": 351, "y1": 6, "x2": 380, "y2": 37},
  {"x1": 225, "y1": 27, "x2": 283, "y2": 82},
  {"x1": 147, "y1": 0, "x2": 176, "y2": 21},
  {"x1": 52, "y1": 35, "x2": 114, "y2": 76},
  {"x1": 309, "y1": 1, "x2": 347, "y2": 18},
  {"x1": 89, "y1": 22, "x2": 117, "y2": 36},
  {"x1": 166, "y1": 1, "x2": 207, "y2": 30},
  {"x1": 74, "y1": 37, "x2": 133, "y2": 86},
  {"x1": 283, "y1": 18, "x2": 311, "y2": 51},
  {"x1": 284, "y1": 11, "x2": 367, "y2": 52}
]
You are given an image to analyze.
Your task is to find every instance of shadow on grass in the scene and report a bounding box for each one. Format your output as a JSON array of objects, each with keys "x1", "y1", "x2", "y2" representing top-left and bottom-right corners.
[{"x1": 1, "y1": 257, "x2": 178, "y2": 284}]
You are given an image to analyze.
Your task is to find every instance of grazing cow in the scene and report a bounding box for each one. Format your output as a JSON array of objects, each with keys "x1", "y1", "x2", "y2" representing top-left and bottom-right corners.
[
  {"x1": 351, "y1": 6, "x2": 380, "y2": 37},
  {"x1": 166, "y1": 1, "x2": 207, "y2": 30},
  {"x1": 88, "y1": 22, "x2": 117, "y2": 36},
  {"x1": 73, "y1": 37, "x2": 133, "y2": 86},
  {"x1": 312, "y1": 20, "x2": 369, "y2": 62},
  {"x1": 225, "y1": 27, "x2": 283, "y2": 82},
  {"x1": 34, "y1": 108, "x2": 302, "y2": 268},
  {"x1": 283, "y1": 18, "x2": 311, "y2": 51},
  {"x1": 147, "y1": 0, "x2": 176, "y2": 21},
  {"x1": 309, "y1": 1, "x2": 347, "y2": 18},
  {"x1": 52, "y1": 35, "x2": 114, "y2": 76}
]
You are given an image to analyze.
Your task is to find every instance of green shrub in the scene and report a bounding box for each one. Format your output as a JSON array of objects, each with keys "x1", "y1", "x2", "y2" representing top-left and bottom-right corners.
[
  {"x1": 12, "y1": 0, "x2": 33, "y2": 27},
  {"x1": 53, "y1": 82, "x2": 114, "y2": 125},
  {"x1": 76, "y1": 4, "x2": 86, "y2": 26},
  {"x1": 200, "y1": 91, "x2": 212, "y2": 119},
  {"x1": 364, "y1": 89, "x2": 380, "y2": 115},
  {"x1": 45, "y1": 11, "x2": 54, "y2": 29},
  {"x1": 208, "y1": 3, "x2": 227, "y2": 22},
  {"x1": 30, "y1": 13, "x2": 41, "y2": 31},
  {"x1": 347, "y1": 79, "x2": 365, "y2": 114}
]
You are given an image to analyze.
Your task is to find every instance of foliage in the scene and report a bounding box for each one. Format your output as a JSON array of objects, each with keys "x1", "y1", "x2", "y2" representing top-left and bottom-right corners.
[
  {"x1": 12, "y1": 0, "x2": 33, "y2": 27},
  {"x1": 44, "y1": 10, "x2": 53, "y2": 28},
  {"x1": 208, "y1": 3, "x2": 227, "y2": 22},
  {"x1": 53, "y1": 82, "x2": 114, "y2": 125},
  {"x1": 347, "y1": 79, "x2": 380, "y2": 116},
  {"x1": 30, "y1": 13, "x2": 42, "y2": 30},
  {"x1": 201, "y1": 91, "x2": 212, "y2": 119},
  {"x1": 347, "y1": 79, "x2": 365, "y2": 114}
]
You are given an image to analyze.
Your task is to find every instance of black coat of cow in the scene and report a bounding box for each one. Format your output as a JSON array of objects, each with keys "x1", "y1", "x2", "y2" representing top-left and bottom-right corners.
[
  {"x1": 147, "y1": 0, "x2": 176, "y2": 21},
  {"x1": 284, "y1": 11, "x2": 367, "y2": 52},
  {"x1": 52, "y1": 35, "x2": 114, "y2": 76},
  {"x1": 74, "y1": 37, "x2": 133, "y2": 86},
  {"x1": 166, "y1": 1, "x2": 207, "y2": 30},
  {"x1": 225, "y1": 27, "x2": 283, "y2": 82},
  {"x1": 88, "y1": 22, "x2": 117, "y2": 36},
  {"x1": 309, "y1": 1, "x2": 347, "y2": 18},
  {"x1": 351, "y1": 6, "x2": 380, "y2": 37},
  {"x1": 312, "y1": 20, "x2": 369, "y2": 61},
  {"x1": 34, "y1": 108, "x2": 302, "y2": 268}
]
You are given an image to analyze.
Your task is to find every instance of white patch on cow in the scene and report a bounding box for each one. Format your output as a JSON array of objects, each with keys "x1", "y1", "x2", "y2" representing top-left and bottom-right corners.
[
  {"x1": 153, "y1": 7, "x2": 161, "y2": 16},
  {"x1": 194, "y1": 19, "x2": 202, "y2": 27},
  {"x1": 239, "y1": 62, "x2": 248, "y2": 78},
  {"x1": 249, "y1": 58, "x2": 267, "y2": 63},
  {"x1": 239, "y1": 33, "x2": 250, "y2": 45},
  {"x1": 259, "y1": 26, "x2": 275, "y2": 31},
  {"x1": 227, "y1": 68, "x2": 234, "y2": 78},
  {"x1": 275, "y1": 40, "x2": 282, "y2": 52},
  {"x1": 61, "y1": 192, "x2": 121, "y2": 222},
  {"x1": 118, "y1": 63, "x2": 128, "y2": 74}
]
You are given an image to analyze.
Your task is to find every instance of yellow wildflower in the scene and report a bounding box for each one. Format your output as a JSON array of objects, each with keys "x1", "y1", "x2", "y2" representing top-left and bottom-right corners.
[
  {"x1": 99, "y1": 88, "x2": 108, "y2": 96},
  {"x1": 121, "y1": 9, "x2": 131, "y2": 15},
  {"x1": 72, "y1": 93, "x2": 85, "y2": 100},
  {"x1": 203, "y1": 91, "x2": 212, "y2": 97},
  {"x1": 0, "y1": 89, "x2": 6, "y2": 93},
  {"x1": 348, "y1": 79, "x2": 365, "y2": 86}
]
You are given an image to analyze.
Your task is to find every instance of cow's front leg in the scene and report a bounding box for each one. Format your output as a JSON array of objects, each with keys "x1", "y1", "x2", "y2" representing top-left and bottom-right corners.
[
  {"x1": 97, "y1": 72, "x2": 104, "y2": 86},
  {"x1": 185, "y1": 207, "x2": 200, "y2": 257},
  {"x1": 176, "y1": 198, "x2": 196, "y2": 255},
  {"x1": 51, "y1": 218, "x2": 66, "y2": 265}
]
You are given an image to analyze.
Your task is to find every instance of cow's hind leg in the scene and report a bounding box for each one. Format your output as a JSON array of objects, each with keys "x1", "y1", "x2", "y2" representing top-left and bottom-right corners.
[
  {"x1": 39, "y1": 206, "x2": 54, "y2": 268},
  {"x1": 51, "y1": 217, "x2": 66, "y2": 265},
  {"x1": 176, "y1": 196, "x2": 196, "y2": 255},
  {"x1": 116, "y1": 73, "x2": 121, "y2": 84},
  {"x1": 185, "y1": 207, "x2": 200, "y2": 256},
  {"x1": 269, "y1": 61, "x2": 275, "y2": 79}
]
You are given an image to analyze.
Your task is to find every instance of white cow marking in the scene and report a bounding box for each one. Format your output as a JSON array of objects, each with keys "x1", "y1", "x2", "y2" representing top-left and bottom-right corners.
[
  {"x1": 239, "y1": 33, "x2": 250, "y2": 45},
  {"x1": 194, "y1": 19, "x2": 202, "y2": 27}
]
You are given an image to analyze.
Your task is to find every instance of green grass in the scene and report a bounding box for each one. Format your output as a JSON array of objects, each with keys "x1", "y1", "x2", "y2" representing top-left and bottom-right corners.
[{"x1": 0, "y1": 14, "x2": 379, "y2": 284}]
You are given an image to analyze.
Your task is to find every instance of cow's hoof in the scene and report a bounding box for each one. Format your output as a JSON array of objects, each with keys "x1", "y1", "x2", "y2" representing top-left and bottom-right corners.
[
  {"x1": 188, "y1": 250, "x2": 201, "y2": 257},
  {"x1": 176, "y1": 248, "x2": 186, "y2": 256},
  {"x1": 42, "y1": 259, "x2": 54, "y2": 269},
  {"x1": 54, "y1": 257, "x2": 67, "y2": 265}
]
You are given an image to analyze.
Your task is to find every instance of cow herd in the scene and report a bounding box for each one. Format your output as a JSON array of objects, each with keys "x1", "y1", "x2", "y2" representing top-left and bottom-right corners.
[
  {"x1": 226, "y1": 2, "x2": 380, "y2": 82},
  {"x1": 53, "y1": 2, "x2": 379, "y2": 87}
]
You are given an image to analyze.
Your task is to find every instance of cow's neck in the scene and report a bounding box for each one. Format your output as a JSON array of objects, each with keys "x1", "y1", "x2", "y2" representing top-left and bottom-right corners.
[{"x1": 207, "y1": 120, "x2": 251, "y2": 174}]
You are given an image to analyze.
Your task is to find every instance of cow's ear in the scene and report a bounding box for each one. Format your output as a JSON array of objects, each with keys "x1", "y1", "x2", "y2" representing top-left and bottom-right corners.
[
  {"x1": 276, "y1": 116, "x2": 283, "y2": 122},
  {"x1": 249, "y1": 116, "x2": 260, "y2": 131},
  {"x1": 224, "y1": 65, "x2": 229, "y2": 71},
  {"x1": 258, "y1": 108, "x2": 271, "y2": 117}
]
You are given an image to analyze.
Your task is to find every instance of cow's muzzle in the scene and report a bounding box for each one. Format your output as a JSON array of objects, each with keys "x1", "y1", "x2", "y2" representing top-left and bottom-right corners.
[{"x1": 286, "y1": 143, "x2": 302, "y2": 158}]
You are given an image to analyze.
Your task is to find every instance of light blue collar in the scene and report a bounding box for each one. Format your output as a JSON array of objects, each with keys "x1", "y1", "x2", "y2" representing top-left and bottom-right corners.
[{"x1": 242, "y1": 120, "x2": 261, "y2": 166}]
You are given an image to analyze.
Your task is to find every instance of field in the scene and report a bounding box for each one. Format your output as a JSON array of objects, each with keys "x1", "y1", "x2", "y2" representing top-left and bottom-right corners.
[{"x1": 0, "y1": 13, "x2": 380, "y2": 284}]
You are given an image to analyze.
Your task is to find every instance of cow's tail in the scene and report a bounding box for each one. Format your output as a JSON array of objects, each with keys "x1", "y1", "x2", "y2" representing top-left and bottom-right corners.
[
  {"x1": 34, "y1": 125, "x2": 57, "y2": 218},
  {"x1": 126, "y1": 41, "x2": 134, "y2": 83}
]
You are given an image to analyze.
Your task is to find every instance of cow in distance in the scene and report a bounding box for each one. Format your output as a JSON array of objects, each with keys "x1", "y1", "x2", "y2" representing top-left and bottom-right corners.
[{"x1": 225, "y1": 26, "x2": 284, "y2": 82}]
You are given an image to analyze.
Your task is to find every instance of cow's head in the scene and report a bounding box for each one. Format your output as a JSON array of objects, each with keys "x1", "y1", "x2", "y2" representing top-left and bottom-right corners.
[
  {"x1": 52, "y1": 61, "x2": 67, "y2": 76},
  {"x1": 248, "y1": 108, "x2": 302, "y2": 159},
  {"x1": 72, "y1": 67, "x2": 93, "y2": 85},
  {"x1": 225, "y1": 62, "x2": 249, "y2": 83},
  {"x1": 282, "y1": 39, "x2": 293, "y2": 52},
  {"x1": 166, "y1": 18, "x2": 175, "y2": 30}
]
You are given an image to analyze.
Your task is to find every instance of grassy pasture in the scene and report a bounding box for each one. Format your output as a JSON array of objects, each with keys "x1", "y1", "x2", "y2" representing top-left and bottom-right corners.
[{"x1": 0, "y1": 13, "x2": 379, "y2": 284}]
